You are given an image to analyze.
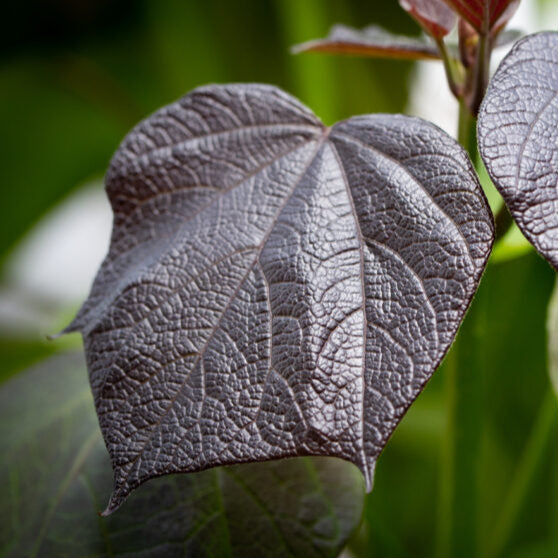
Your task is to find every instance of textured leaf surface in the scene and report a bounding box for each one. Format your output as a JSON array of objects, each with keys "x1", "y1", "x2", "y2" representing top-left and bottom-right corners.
[
  {"x1": 399, "y1": 0, "x2": 457, "y2": 38},
  {"x1": 292, "y1": 24, "x2": 441, "y2": 60},
  {"x1": 0, "y1": 353, "x2": 364, "y2": 558},
  {"x1": 478, "y1": 32, "x2": 558, "y2": 269},
  {"x1": 69, "y1": 83, "x2": 494, "y2": 513},
  {"x1": 443, "y1": 0, "x2": 520, "y2": 32}
]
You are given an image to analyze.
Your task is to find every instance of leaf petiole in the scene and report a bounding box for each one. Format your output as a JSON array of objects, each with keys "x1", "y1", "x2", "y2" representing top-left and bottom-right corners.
[
  {"x1": 468, "y1": 29, "x2": 492, "y2": 116},
  {"x1": 435, "y1": 36, "x2": 464, "y2": 100}
]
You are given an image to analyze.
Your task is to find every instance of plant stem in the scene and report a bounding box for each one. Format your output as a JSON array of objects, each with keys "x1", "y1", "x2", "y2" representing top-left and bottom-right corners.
[
  {"x1": 485, "y1": 390, "x2": 558, "y2": 558},
  {"x1": 436, "y1": 287, "x2": 487, "y2": 558},
  {"x1": 435, "y1": 37, "x2": 463, "y2": 100},
  {"x1": 494, "y1": 203, "x2": 513, "y2": 242},
  {"x1": 458, "y1": 98, "x2": 477, "y2": 160},
  {"x1": 436, "y1": 100, "x2": 485, "y2": 558},
  {"x1": 469, "y1": 31, "x2": 491, "y2": 117}
]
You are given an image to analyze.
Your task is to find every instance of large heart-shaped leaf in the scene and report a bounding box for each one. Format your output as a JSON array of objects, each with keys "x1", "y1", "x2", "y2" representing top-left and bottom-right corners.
[
  {"x1": 478, "y1": 32, "x2": 558, "y2": 269},
  {"x1": 0, "y1": 353, "x2": 364, "y2": 557},
  {"x1": 67, "y1": 83, "x2": 494, "y2": 513},
  {"x1": 292, "y1": 24, "x2": 441, "y2": 60},
  {"x1": 443, "y1": 0, "x2": 520, "y2": 33},
  {"x1": 399, "y1": 0, "x2": 457, "y2": 38}
]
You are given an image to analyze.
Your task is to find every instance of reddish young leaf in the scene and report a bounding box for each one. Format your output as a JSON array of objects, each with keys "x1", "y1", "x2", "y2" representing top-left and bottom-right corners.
[
  {"x1": 292, "y1": 24, "x2": 440, "y2": 60},
  {"x1": 399, "y1": 0, "x2": 457, "y2": 38},
  {"x1": 443, "y1": 0, "x2": 520, "y2": 33}
]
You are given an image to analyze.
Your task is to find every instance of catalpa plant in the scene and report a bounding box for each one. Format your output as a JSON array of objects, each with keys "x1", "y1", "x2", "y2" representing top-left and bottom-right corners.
[{"x1": 65, "y1": 0, "x2": 558, "y2": 514}]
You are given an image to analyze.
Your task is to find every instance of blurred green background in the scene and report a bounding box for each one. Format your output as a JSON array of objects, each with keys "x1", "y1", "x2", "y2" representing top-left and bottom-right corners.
[
  {"x1": 1, "y1": 0, "x2": 558, "y2": 557},
  {"x1": 0, "y1": 0, "x2": 418, "y2": 381}
]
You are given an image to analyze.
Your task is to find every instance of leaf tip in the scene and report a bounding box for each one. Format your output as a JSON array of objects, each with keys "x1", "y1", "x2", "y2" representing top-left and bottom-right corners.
[
  {"x1": 362, "y1": 460, "x2": 376, "y2": 494},
  {"x1": 46, "y1": 322, "x2": 80, "y2": 341},
  {"x1": 46, "y1": 331, "x2": 63, "y2": 341},
  {"x1": 101, "y1": 488, "x2": 128, "y2": 517}
]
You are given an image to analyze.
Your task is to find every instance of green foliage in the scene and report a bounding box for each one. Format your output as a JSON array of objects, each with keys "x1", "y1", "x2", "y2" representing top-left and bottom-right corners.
[
  {"x1": 0, "y1": 338, "x2": 59, "y2": 385},
  {"x1": 0, "y1": 353, "x2": 364, "y2": 557}
]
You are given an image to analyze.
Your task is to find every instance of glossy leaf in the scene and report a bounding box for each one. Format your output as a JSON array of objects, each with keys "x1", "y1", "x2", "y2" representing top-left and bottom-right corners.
[
  {"x1": 399, "y1": 0, "x2": 457, "y2": 38},
  {"x1": 0, "y1": 353, "x2": 364, "y2": 557},
  {"x1": 443, "y1": 0, "x2": 520, "y2": 33},
  {"x1": 68, "y1": 83, "x2": 494, "y2": 513},
  {"x1": 292, "y1": 24, "x2": 441, "y2": 60},
  {"x1": 478, "y1": 32, "x2": 558, "y2": 269}
]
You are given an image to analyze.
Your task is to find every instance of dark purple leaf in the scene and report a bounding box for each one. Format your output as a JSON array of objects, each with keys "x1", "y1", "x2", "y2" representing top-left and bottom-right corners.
[
  {"x1": 399, "y1": 0, "x2": 457, "y2": 38},
  {"x1": 292, "y1": 24, "x2": 441, "y2": 60},
  {"x1": 443, "y1": 0, "x2": 520, "y2": 33},
  {"x1": 68, "y1": 83, "x2": 494, "y2": 513},
  {"x1": 478, "y1": 32, "x2": 558, "y2": 269}
]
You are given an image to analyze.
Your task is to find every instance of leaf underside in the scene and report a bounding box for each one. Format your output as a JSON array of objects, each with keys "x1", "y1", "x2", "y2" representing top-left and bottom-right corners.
[
  {"x1": 292, "y1": 24, "x2": 441, "y2": 60},
  {"x1": 68, "y1": 83, "x2": 494, "y2": 514},
  {"x1": 399, "y1": 0, "x2": 457, "y2": 38},
  {"x1": 478, "y1": 32, "x2": 558, "y2": 269},
  {"x1": 0, "y1": 354, "x2": 364, "y2": 558},
  {"x1": 443, "y1": 0, "x2": 520, "y2": 33}
]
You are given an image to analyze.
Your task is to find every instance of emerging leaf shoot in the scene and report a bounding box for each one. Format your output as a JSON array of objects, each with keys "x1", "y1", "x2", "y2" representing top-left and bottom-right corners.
[
  {"x1": 443, "y1": 0, "x2": 520, "y2": 33},
  {"x1": 399, "y1": 0, "x2": 457, "y2": 38}
]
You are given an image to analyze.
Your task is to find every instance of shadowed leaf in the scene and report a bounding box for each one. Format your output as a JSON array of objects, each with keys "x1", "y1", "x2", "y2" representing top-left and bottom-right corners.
[
  {"x1": 67, "y1": 83, "x2": 494, "y2": 513},
  {"x1": 292, "y1": 24, "x2": 441, "y2": 60},
  {"x1": 443, "y1": 0, "x2": 520, "y2": 33},
  {"x1": 399, "y1": 0, "x2": 457, "y2": 38},
  {"x1": 0, "y1": 353, "x2": 364, "y2": 557},
  {"x1": 478, "y1": 32, "x2": 558, "y2": 269}
]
